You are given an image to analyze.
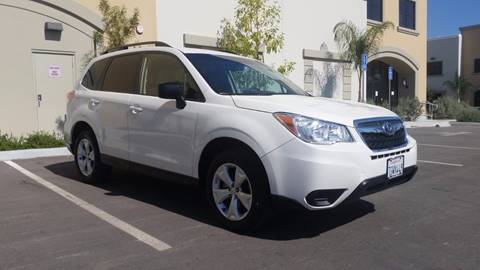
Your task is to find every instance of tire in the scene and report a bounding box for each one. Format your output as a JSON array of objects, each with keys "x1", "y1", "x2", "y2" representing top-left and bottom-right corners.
[
  {"x1": 73, "y1": 130, "x2": 110, "y2": 183},
  {"x1": 205, "y1": 148, "x2": 271, "y2": 232}
]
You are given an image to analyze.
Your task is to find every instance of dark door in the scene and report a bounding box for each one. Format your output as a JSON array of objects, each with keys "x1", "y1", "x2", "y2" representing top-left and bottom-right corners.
[{"x1": 475, "y1": 90, "x2": 480, "y2": 107}]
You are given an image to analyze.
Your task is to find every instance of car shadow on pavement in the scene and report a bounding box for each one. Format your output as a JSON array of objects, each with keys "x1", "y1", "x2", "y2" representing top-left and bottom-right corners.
[{"x1": 46, "y1": 161, "x2": 375, "y2": 241}]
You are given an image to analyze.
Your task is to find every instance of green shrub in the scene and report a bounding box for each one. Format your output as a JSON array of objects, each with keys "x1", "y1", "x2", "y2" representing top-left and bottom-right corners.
[
  {"x1": 433, "y1": 96, "x2": 480, "y2": 122},
  {"x1": 433, "y1": 96, "x2": 466, "y2": 119},
  {"x1": 393, "y1": 97, "x2": 423, "y2": 121},
  {"x1": 0, "y1": 133, "x2": 23, "y2": 151},
  {"x1": 0, "y1": 131, "x2": 64, "y2": 151},
  {"x1": 457, "y1": 107, "x2": 480, "y2": 122}
]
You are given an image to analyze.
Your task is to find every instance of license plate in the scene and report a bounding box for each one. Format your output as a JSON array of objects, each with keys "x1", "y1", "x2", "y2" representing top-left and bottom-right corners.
[{"x1": 387, "y1": 156, "x2": 404, "y2": 179}]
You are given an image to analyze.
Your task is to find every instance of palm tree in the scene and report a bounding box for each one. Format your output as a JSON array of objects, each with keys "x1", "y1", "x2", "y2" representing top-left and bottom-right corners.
[
  {"x1": 333, "y1": 20, "x2": 393, "y2": 102},
  {"x1": 443, "y1": 72, "x2": 472, "y2": 103}
]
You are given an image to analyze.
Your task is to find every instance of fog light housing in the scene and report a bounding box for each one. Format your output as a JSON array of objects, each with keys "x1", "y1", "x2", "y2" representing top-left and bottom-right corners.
[{"x1": 305, "y1": 189, "x2": 346, "y2": 207}]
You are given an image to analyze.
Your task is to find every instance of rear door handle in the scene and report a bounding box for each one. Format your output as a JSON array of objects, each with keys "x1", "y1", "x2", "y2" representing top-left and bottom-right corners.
[
  {"x1": 129, "y1": 105, "x2": 143, "y2": 114},
  {"x1": 90, "y1": 98, "x2": 100, "y2": 106}
]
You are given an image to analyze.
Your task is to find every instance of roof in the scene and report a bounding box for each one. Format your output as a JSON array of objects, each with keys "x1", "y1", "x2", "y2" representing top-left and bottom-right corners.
[
  {"x1": 460, "y1": 24, "x2": 480, "y2": 32},
  {"x1": 428, "y1": 35, "x2": 459, "y2": 42},
  {"x1": 92, "y1": 44, "x2": 248, "y2": 65}
]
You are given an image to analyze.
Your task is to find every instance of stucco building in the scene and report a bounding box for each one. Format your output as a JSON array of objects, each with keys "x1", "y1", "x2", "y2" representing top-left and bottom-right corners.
[
  {"x1": 427, "y1": 24, "x2": 480, "y2": 106},
  {"x1": 0, "y1": 0, "x2": 427, "y2": 136},
  {"x1": 0, "y1": 0, "x2": 102, "y2": 135},
  {"x1": 366, "y1": 0, "x2": 427, "y2": 107}
]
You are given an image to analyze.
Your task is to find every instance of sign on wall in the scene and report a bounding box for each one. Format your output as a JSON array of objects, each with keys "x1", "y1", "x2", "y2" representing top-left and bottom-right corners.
[{"x1": 48, "y1": 66, "x2": 62, "y2": 78}]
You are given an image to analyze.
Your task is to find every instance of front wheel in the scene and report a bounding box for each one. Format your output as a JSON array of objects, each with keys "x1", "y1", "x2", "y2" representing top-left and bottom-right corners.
[{"x1": 205, "y1": 149, "x2": 271, "y2": 232}]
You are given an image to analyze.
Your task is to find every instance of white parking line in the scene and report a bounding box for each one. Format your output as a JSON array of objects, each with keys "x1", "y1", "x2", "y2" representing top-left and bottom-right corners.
[
  {"x1": 4, "y1": 161, "x2": 171, "y2": 252},
  {"x1": 436, "y1": 132, "x2": 472, "y2": 137},
  {"x1": 418, "y1": 143, "x2": 480, "y2": 151},
  {"x1": 418, "y1": 160, "x2": 464, "y2": 167}
]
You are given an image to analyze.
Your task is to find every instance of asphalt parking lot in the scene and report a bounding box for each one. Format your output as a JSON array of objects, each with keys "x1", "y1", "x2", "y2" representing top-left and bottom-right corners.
[{"x1": 1, "y1": 125, "x2": 480, "y2": 270}]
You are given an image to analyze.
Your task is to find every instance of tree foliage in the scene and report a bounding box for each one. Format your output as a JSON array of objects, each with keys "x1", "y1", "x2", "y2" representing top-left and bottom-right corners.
[
  {"x1": 218, "y1": 0, "x2": 284, "y2": 60},
  {"x1": 275, "y1": 60, "x2": 296, "y2": 76},
  {"x1": 443, "y1": 72, "x2": 472, "y2": 102},
  {"x1": 333, "y1": 20, "x2": 393, "y2": 102},
  {"x1": 217, "y1": 0, "x2": 294, "y2": 75},
  {"x1": 95, "y1": 0, "x2": 140, "y2": 51}
]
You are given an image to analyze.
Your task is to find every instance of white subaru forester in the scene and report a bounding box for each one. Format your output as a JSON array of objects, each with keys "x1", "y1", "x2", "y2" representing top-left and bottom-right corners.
[{"x1": 65, "y1": 42, "x2": 418, "y2": 232}]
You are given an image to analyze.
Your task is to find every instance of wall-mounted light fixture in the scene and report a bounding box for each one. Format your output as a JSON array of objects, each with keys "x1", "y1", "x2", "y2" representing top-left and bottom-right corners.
[
  {"x1": 45, "y1": 22, "x2": 63, "y2": 32},
  {"x1": 44, "y1": 22, "x2": 63, "y2": 41},
  {"x1": 136, "y1": 25, "x2": 144, "y2": 35}
]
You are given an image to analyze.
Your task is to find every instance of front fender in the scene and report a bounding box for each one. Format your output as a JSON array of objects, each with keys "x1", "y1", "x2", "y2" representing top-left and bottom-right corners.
[{"x1": 192, "y1": 106, "x2": 293, "y2": 178}]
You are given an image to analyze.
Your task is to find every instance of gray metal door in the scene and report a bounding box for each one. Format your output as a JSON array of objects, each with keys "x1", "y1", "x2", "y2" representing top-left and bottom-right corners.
[{"x1": 32, "y1": 52, "x2": 74, "y2": 133}]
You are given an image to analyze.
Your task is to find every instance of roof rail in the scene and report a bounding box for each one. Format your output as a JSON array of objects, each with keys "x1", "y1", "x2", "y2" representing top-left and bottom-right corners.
[{"x1": 102, "y1": 41, "x2": 172, "y2": 55}]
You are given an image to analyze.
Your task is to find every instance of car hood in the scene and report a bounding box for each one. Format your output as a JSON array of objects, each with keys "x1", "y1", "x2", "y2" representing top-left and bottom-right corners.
[{"x1": 231, "y1": 95, "x2": 398, "y2": 127}]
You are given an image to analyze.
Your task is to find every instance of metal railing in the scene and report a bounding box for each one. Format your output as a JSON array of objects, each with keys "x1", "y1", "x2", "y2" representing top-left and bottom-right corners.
[{"x1": 422, "y1": 101, "x2": 439, "y2": 119}]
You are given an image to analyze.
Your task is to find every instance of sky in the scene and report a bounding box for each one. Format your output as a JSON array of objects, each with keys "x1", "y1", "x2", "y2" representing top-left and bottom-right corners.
[{"x1": 428, "y1": 0, "x2": 480, "y2": 38}]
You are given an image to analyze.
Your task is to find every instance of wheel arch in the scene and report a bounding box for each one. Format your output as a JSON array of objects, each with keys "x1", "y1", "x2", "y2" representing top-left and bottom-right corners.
[
  {"x1": 197, "y1": 137, "x2": 270, "y2": 193},
  {"x1": 70, "y1": 121, "x2": 97, "y2": 153}
]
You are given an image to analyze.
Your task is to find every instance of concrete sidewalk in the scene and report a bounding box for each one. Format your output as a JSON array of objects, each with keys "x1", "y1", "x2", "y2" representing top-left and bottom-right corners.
[{"x1": 0, "y1": 147, "x2": 71, "y2": 161}]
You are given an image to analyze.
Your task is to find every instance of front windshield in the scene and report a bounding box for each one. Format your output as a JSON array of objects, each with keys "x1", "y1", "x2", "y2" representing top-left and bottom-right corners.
[{"x1": 185, "y1": 53, "x2": 307, "y2": 96}]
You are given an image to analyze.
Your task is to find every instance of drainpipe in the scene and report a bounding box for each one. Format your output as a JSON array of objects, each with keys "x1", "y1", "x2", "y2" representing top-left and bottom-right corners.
[
  {"x1": 457, "y1": 33, "x2": 463, "y2": 102},
  {"x1": 458, "y1": 33, "x2": 463, "y2": 77}
]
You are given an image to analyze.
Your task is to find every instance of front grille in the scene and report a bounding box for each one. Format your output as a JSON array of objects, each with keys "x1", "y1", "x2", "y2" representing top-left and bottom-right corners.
[{"x1": 354, "y1": 117, "x2": 407, "y2": 151}]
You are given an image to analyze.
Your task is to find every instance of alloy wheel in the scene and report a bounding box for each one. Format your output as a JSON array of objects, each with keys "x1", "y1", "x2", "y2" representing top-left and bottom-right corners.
[
  {"x1": 76, "y1": 138, "x2": 95, "y2": 177},
  {"x1": 212, "y1": 163, "x2": 253, "y2": 221}
]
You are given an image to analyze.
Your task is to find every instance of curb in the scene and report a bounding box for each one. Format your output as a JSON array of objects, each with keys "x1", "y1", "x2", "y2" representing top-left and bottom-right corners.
[
  {"x1": 404, "y1": 120, "x2": 454, "y2": 128},
  {"x1": 451, "y1": 122, "x2": 480, "y2": 127},
  {"x1": 0, "y1": 147, "x2": 71, "y2": 162}
]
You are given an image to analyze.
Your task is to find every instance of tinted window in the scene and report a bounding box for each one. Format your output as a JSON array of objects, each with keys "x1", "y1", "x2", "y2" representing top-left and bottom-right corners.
[
  {"x1": 102, "y1": 54, "x2": 142, "y2": 94},
  {"x1": 427, "y1": 61, "x2": 443, "y2": 76},
  {"x1": 185, "y1": 53, "x2": 306, "y2": 96},
  {"x1": 399, "y1": 0, "x2": 416, "y2": 30},
  {"x1": 475, "y1": 59, "x2": 480, "y2": 73},
  {"x1": 142, "y1": 54, "x2": 203, "y2": 101},
  {"x1": 81, "y1": 58, "x2": 110, "y2": 90},
  {"x1": 367, "y1": 0, "x2": 383, "y2": 21}
]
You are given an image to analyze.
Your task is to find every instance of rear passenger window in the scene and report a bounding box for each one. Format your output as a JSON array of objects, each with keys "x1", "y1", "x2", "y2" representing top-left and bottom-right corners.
[
  {"x1": 102, "y1": 54, "x2": 142, "y2": 94},
  {"x1": 142, "y1": 53, "x2": 204, "y2": 101},
  {"x1": 81, "y1": 58, "x2": 110, "y2": 90}
]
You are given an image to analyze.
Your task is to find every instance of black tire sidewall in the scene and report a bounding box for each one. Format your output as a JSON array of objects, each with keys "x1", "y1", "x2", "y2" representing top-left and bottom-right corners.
[{"x1": 205, "y1": 148, "x2": 271, "y2": 232}]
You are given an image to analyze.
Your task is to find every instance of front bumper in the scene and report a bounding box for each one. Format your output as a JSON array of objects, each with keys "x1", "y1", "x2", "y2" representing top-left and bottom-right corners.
[{"x1": 261, "y1": 135, "x2": 418, "y2": 210}]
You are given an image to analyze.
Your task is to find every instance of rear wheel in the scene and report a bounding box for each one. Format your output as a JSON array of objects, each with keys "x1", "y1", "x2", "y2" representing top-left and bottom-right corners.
[
  {"x1": 74, "y1": 130, "x2": 110, "y2": 183},
  {"x1": 205, "y1": 148, "x2": 271, "y2": 232}
]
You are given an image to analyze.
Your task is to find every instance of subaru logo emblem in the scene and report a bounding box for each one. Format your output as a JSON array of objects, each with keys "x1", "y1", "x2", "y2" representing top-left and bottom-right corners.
[{"x1": 382, "y1": 122, "x2": 396, "y2": 136}]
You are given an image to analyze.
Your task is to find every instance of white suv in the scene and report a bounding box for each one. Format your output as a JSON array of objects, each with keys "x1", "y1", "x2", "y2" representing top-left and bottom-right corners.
[{"x1": 65, "y1": 42, "x2": 418, "y2": 231}]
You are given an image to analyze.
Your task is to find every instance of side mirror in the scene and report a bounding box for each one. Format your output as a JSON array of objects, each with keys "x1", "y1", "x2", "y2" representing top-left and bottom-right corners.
[{"x1": 158, "y1": 82, "x2": 186, "y2": 109}]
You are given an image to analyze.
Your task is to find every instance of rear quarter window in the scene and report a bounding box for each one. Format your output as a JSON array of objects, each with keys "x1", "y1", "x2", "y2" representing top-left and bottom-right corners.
[{"x1": 81, "y1": 58, "x2": 110, "y2": 90}]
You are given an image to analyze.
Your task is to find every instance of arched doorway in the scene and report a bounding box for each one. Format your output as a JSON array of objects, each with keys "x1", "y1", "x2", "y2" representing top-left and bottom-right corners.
[{"x1": 367, "y1": 49, "x2": 418, "y2": 107}]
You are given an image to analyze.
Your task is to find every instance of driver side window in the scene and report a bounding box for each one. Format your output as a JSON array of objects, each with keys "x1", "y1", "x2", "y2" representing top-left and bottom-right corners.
[{"x1": 141, "y1": 53, "x2": 204, "y2": 101}]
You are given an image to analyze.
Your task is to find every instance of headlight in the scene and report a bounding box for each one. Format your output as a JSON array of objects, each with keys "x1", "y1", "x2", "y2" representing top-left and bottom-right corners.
[{"x1": 274, "y1": 112, "x2": 353, "y2": 145}]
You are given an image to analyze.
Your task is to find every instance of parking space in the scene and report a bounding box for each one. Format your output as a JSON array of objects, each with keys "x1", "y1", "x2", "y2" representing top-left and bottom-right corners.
[{"x1": 1, "y1": 126, "x2": 480, "y2": 270}]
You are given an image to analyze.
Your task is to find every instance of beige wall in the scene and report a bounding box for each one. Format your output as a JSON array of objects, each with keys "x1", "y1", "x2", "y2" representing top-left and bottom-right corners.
[
  {"x1": 460, "y1": 26, "x2": 480, "y2": 105},
  {"x1": 77, "y1": 0, "x2": 157, "y2": 43},
  {"x1": 0, "y1": 0, "x2": 101, "y2": 136},
  {"x1": 369, "y1": 0, "x2": 428, "y2": 104}
]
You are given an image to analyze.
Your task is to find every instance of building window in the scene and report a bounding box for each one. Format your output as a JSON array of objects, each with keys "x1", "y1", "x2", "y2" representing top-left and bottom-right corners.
[
  {"x1": 427, "y1": 61, "x2": 443, "y2": 76},
  {"x1": 475, "y1": 59, "x2": 480, "y2": 73},
  {"x1": 367, "y1": 0, "x2": 383, "y2": 22},
  {"x1": 399, "y1": 0, "x2": 416, "y2": 30}
]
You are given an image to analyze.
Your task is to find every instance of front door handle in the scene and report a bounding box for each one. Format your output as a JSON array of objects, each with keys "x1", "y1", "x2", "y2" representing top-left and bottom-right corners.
[
  {"x1": 90, "y1": 98, "x2": 100, "y2": 107},
  {"x1": 129, "y1": 105, "x2": 143, "y2": 114}
]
